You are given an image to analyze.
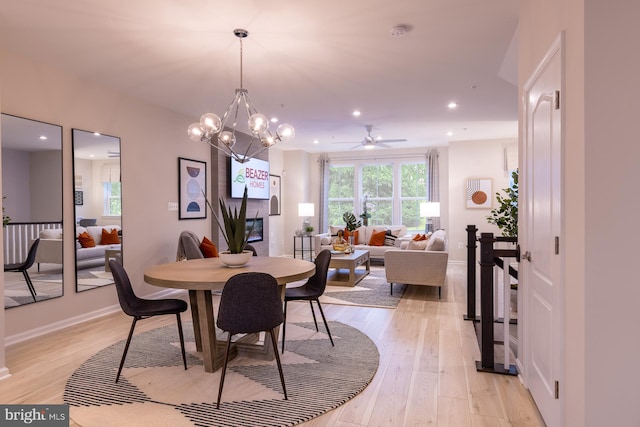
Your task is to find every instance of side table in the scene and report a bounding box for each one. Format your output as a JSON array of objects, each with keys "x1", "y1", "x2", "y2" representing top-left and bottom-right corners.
[{"x1": 293, "y1": 235, "x2": 314, "y2": 261}]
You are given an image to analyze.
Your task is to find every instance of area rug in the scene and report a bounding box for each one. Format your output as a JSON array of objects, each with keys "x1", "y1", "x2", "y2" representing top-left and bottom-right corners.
[
  {"x1": 64, "y1": 320, "x2": 379, "y2": 427},
  {"x1": 36, "y1": 269, "x2": 114, "y2": 291},
  {"x1": 316, "y1": 267, "x2": 406, "y2": 308}
]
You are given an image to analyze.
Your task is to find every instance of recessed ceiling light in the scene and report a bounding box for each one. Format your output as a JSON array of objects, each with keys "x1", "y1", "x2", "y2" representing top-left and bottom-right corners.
[
  {"x1": 376, "y1": 136, "x2": 382, "y2": 140},
  {"x1": 364, "y1": 144, "x2": 375, "y2": 150},
  {"x1": 93, "y1": 132, "x2": 101, "y2": 136},
  {"x1": 270, "y1": 117, "x2": 279, "y2": 123},
  {"x1": 352, "y1": 110, "x2": 361, "y2": 117},
  {"x1": 39, "y1": 136, "x2": 47, "y2": 140},
  {"x1": 313, "y1": 139, "x2": 319, "y2": 144},
  {"x1": 446, "y1": 131, "x2": 454, "y2": 136},
  {"x1": 448, "y1": 102, "x2": 458, "y2": 109}
]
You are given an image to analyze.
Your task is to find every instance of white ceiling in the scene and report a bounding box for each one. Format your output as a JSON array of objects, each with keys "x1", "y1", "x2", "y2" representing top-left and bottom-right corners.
[{"x1": 0, "y1": 0, "x2": 519, "y2": 153}]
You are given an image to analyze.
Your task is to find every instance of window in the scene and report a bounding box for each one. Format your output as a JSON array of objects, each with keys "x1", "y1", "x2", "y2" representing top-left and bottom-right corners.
[
  {"x1": 103, "y1": 182, "x2": 121, "y2": 216},
  {"x1": 326, "y1": 158, "x2": 427, "y2": 230}
]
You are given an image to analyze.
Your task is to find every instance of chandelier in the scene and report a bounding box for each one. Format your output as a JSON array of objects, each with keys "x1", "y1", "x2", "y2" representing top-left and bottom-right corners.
[{"x1": 187, "y1": 29, "x2": 295, "y2": 163}]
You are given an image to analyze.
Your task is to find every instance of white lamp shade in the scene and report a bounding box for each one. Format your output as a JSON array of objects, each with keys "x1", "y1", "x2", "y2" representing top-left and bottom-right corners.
[
  {"x1": 298, "y1": 203, "x2": 315, "y2": 217},
  {"x1": 420, "y1": 202, "x2": 440, "y2": 218}
]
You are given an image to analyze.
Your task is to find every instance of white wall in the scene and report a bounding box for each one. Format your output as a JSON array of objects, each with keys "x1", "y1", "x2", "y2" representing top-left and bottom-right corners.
[
  {"x1": 268, "y1": 147, "x2": 285, "y2": 257},
  {"x1": 0, "y1": 50, "x2": 209, "y2": 342},
  {"x1": 1, "y1": 148, "x2": 31, "y2": 221},
  {"x1": 448, "y1": 138, "x2": 516, "y2": 262}
]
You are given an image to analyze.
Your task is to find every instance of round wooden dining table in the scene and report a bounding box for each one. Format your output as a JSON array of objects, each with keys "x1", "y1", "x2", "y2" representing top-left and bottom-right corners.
[{"x1": 144, "y1": 256, "x2": 315, "y2": 373}]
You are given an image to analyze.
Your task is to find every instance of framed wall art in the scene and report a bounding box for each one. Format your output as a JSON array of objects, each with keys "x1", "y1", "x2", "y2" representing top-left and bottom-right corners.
[
  {"x1": 466, "y1": 178, "x2": 492, "y2": 209},
  {"x1": 269, "y1": 174, "x2": 281, "y2": 216},
  {"x1": 74, "y1": 190, "x2": 83, "y2": 206},
  {"x1": 178, "y1": 157, "x2": 207, "y2": 220}
]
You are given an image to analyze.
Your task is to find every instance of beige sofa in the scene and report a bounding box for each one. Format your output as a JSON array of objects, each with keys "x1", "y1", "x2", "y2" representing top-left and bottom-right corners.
[
  {"x1": 384, "y1": 230, "x2": 448, "y2": 298},
  {"x1": 34, "y1": 225, "x2": 121, "y2": 269},
  {"x1": 314, "y1": 224, "x2": 409, "y2": 260}
]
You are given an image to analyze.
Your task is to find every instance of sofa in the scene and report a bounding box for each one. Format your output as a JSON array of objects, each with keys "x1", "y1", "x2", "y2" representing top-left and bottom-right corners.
[
  {"x1": 34, "y1": 225, "x2": 122, "y2": 269},
  {"x1": 314, "y1": 224, "x2": 409, "y2": 260},
  {"x1": 384, "y1": 229, "x2": 448, "y2": 298}
]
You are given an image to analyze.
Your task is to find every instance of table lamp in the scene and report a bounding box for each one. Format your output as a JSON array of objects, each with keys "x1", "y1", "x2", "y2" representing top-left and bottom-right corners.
[
  {"x1": 420, "y1": 202, "x2": 440, "y2": 233},
  {"x1": 298, "y1": 203, "x2": 315, "y2": 233}
]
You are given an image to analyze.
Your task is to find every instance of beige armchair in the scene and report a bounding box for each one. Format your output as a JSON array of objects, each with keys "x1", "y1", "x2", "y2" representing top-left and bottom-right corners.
[{"x1": 384, "y1": 249, "x2": 448, "y2": 299}]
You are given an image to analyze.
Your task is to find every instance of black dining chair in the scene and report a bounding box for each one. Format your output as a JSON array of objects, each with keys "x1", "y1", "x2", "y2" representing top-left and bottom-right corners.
[
  {"x1": 244, "y1": 244, "x2": 258, "y2": 256},
  {"x1": 281, "y1": 249, "x2": 334, "y2": 352},
  {"x1": 109, "y1": 260, "x2": 188, "y2": 383},
  {"x1": 216, "y1": 272, "x2": 288, "y2": 408},
  {"x1": 4, "y1": 238, "x2": 40, "y2": 302}
]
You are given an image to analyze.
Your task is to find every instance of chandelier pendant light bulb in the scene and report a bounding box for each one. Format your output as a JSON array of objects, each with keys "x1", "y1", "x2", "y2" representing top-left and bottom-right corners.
[{"x1": 186, "y1": 28, "x2": 295, "y2": 163}]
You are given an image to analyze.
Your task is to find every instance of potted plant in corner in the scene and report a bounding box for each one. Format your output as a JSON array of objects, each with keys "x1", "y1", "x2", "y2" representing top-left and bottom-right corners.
[
  {"x1": 486, "y1": 169, "x2": 518, "y2": 238},
  {"x1": 204, "y1": 186, "x2": 257, "y2": 267}
]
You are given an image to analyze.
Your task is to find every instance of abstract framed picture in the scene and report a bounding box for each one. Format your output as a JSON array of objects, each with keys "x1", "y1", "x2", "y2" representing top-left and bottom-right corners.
[
  {"x1": 466, "y1": 178, "x2": 492, "y2": 209},
  {"x1": 178, "y1": 157, "x2": 207, "y2": 220},
  {"x1": 269, "y1": 174, "x2": 281, "y2": 216}
]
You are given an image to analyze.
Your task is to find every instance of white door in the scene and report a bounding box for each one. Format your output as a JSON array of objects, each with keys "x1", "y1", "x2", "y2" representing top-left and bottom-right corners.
[{"x1": 521, "y1": 34, "x2": 563, "y2": 427}]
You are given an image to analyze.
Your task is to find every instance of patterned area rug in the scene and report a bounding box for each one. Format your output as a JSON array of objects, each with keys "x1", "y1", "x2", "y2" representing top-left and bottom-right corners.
[
  {"x1": 36, "y1": 269, "x2": 114, "y2": 291},
  {"x1": 64, "y1": 321, "x2": 379, "y2": 427},
  {"x1": 315, "y1": 267, "x2": 406, "y2": 308}
]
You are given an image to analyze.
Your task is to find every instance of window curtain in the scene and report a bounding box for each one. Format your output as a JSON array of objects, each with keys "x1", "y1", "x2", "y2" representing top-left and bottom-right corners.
[
  {"x1": 426, "y1": 150, "x2": 440, "y2": 231},
  {"x1": 319, "y1": 154, "x2": 330, "y2": 233}
]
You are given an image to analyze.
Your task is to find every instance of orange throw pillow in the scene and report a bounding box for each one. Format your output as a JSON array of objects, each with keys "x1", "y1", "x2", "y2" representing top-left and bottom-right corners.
[
  {"x1": 412, "y1": 234, "x2": 423, "y2": 241},
  {"x1": 344, "y1": 229, "x2": 359, "y2": 244},
  {"x1": 368, "y1": 229, "x2": 386, "y2": 246},
  {"x1": 78, "y1": 231, "x2": 96, "y2": 248},
  {"x1": 418, "y1": 234, "x2": 428, "y2": 241},
  {"x1": 101, "y1": 228, "x2": 121, "y2": 244},
  {"x1": 200, "y1": 236, "x2": 219, "y2": 258}
]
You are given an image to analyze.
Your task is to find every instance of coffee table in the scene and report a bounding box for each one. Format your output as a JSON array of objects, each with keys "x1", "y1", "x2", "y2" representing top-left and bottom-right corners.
[{"x1": 327, "y1": 249, "x2": 370, "y2": 287}]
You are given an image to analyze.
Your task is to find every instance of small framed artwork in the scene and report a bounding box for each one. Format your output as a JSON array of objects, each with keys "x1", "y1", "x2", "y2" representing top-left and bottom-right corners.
[
  {"x1": 269, "y1": 174, "x2": 281, "y2": 216},
  {"x1": 74, "y1": 190, "x2": 83, "y2": 206},
  {"x1": 466, "y1": 178, "x2": 492, "y2": 209},
  {"x1": 178, "y1": 157, "x2": 207, "y2": 220}
]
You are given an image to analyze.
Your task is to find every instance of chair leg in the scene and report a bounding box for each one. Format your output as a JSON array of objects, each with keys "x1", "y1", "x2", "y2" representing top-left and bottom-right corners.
[
  {"x1": 268, "y1": 329, "x2": 288, "y2": 400},
  {"x1": 314, "y1": 299, "x2": 334, "y2": 347},
  {"x1": 390, "y1": 283, "x2": 393, "y2": 296},
  {"x1": 176, "y1": 313, "x2": 187, "y2": 370},
  {"x1": 309, "y1": 300, "x2": 319, "y2": 331},
  {"x1": 21, "y1": 270, "x2": 37, "y2": 302},
  {"x1": 438, "y1": 286, "x2": 442, "y2": 300},
  {"x1": 216, "y1": 333, "x2": 233, "y2": 409},
  {"x1": 116, "y1": 317, "x2": 138, "y2": 383},
  {"x1": 282, "y1": 300, "x2": 288, "y2": 353}
]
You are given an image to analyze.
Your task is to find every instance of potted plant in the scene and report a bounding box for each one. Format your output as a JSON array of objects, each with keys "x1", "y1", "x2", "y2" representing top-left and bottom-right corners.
[
  {"x1": 342, "y1": 211, "x2": 362, "y2": 248},
  {"x1": 204, "y1": 186, "x2": 257, "y2": 266},
  {"x1": 487, "y1": 169, "x2": 518, "y2": 238},
  {"x1": 358, "y1": 195, "x2": 371, "y2": 226}
]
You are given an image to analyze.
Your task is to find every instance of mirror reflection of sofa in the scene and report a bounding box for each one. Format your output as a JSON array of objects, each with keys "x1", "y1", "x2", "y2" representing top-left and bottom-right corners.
[{"x1": 35, "y1": 225, "x2": 121, "y2": 270}]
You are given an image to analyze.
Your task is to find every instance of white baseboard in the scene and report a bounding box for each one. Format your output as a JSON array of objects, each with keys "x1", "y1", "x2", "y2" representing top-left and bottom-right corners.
[
  {"x1": 5, "y1": 288, "x2": 187, "y2": 347},
  {"x1": 0, "y1": 367, "x2": 11, "y2": 381}
]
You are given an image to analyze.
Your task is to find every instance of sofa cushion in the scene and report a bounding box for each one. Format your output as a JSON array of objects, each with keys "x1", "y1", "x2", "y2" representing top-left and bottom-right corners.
[
  {"x1": 200, "y1": 236, "x2": 219, "y2": 258},
  {"x1": 369, "y1": 229, "x2": 386, "y2": 246},
  {"x1": 408, "y1": 240, "x2": 429, "y2": 250},
  {"x1": 78, "y1": 231, "x2": 96, "y2": 248},
  {"x1": 426, "y1": 230, "x2": 446, "y2": 251},
  {"x1": 40, "y1": 228, "x2": 63, "y2": 239},
  {"x1": 101, "y1": 228, "x2": 121, "y2": 244}
]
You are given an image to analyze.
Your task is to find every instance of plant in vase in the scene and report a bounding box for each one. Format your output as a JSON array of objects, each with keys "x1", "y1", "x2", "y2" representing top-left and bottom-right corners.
[
  {"x1": 204, "y1": 186, "x2": 257, "y2": 266},
  {"x1": 358, "y1": 195, "x2": 371, "y2": 226},
  {"x1": 486, "y1": 169, "x2": 518, "y2": 238}
]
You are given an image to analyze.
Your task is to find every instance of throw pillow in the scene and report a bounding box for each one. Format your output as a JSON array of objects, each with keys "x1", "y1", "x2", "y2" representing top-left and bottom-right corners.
[
  {"x1": 200, "y1": 236, "x2": 219, "y2": 258},
  {"x1": 368, "y1": 229, "x2": 386, "y2": 246},
  {"x1": 101, "y1": 228, "x2": 121, "y2": 245},
  {"x1": 383, "y1": 230, "x2": 397, "y2": 246},
  {"x1": 329, "y1": 225, "x2": 343, "y2": 236},
  {"x1": 426, "y1": 230, "x2": 446, "y2": 251},
  {"x1": 344, "y1": 229, "x2": 359, "y2": 245},
  {"x1": 408, "y1": 240, "x2": 428, "y2": 250},
  {"x1": 412, "y1": 234, "x2": 423, "y2": 241},
  {"x1": 78, "y1": 231, "x2": 96, "y2": 248}
]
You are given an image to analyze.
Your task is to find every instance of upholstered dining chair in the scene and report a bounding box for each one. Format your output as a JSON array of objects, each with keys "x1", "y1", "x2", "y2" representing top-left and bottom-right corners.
[
  {"x1": 244, "y1": 244, "x2": 258, "y2": 256},
  {"x1": 109, "y1": 260, "x2": 188, "y2": 383},
  {"x1": 176, "y1": 230, "x2": 204, "y2": 260},
  {"x1": 4, "y1": 238, "x2": 40, "y2": 302},
  {"x1": 281, "y1": 249, "x2": 334, "y2": 352},
  {"x1": 216, "y1": 272, "x2": 288, "y2": 408}
]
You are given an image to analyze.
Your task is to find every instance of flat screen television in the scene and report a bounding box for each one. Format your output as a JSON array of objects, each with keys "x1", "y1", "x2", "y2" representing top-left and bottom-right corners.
[
  {"x1": 246, "y1": 218, "x2": 263, "y2": 242},
  {"x1": 230, "y1": 157, "x2": 270, "y2": 199}
]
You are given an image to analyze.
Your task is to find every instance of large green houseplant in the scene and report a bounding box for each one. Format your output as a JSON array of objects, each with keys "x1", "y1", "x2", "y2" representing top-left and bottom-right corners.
[
  {"x1": 486, "y1": 169, "x2": 518, "y2": 238},
  {"x1": 204, "y1": 186, "x2": 257, "y2": 254}
]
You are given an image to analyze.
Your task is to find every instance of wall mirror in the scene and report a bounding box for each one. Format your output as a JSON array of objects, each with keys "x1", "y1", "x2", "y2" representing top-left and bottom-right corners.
[
  {"x1": 71, "y1": 129, "x2": 121, "y2": 293},
  {"x1": 2, "y1": 113, "x2": 64, "y2": 308}
]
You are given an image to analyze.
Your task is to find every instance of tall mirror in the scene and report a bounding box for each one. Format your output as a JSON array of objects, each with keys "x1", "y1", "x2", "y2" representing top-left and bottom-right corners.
[
  {"x1": 71, "y1": 129, "x2": 121, "y2": 292},
  {"x1": 2, "y1": 113, "x2": 64, "y2": 308}
]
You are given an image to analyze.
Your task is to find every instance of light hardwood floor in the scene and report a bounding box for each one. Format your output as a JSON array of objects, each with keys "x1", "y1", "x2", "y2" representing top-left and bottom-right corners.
[{"x1": 0, "y1": 263, "x2": 545, "y2": 426}]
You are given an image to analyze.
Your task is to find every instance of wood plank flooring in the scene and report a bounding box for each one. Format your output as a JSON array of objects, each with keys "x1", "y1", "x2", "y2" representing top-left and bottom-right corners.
[{"x1": 0, "y1": 263, "x2": 545, "y2": 426}]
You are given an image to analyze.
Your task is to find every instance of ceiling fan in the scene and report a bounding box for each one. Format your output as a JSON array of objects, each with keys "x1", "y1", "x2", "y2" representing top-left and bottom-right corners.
[
  {"x1": 332, "y1": 125, "x2": 407, "y2": 150},
  {"x1": 107, "y1": 150, "x2": 120, "y2": 158}
]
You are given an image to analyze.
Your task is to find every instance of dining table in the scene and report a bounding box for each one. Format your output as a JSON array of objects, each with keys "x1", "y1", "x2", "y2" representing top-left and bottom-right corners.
[{"x1": 144, "y1": 256, "x2": 315, "y2": 373}]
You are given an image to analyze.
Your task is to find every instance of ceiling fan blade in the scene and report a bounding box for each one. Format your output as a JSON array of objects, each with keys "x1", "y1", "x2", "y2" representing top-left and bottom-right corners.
[
  {"x1": 349, "y1": 144, "x2": 363, "y2": 150},
  {"x1": 377, "y1": 138, "x2": 407, "y2": 143},
  {"x1": 377, "y1": 143, "x2": 393, "y2": 148}
]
